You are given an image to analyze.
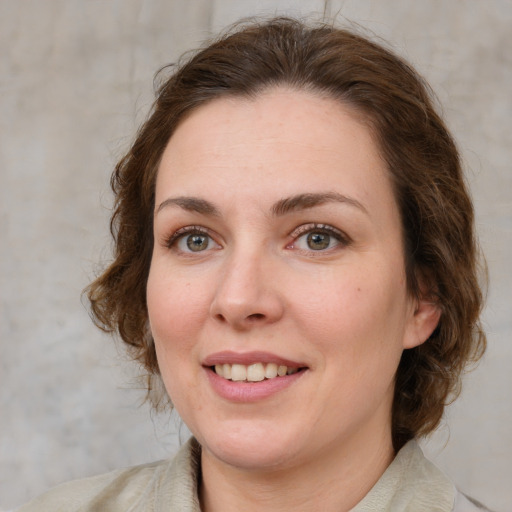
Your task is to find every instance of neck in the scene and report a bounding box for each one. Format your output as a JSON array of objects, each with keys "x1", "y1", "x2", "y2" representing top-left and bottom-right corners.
[{"x1": 199, "y1": 426, "x2": 394, "y2": 512}]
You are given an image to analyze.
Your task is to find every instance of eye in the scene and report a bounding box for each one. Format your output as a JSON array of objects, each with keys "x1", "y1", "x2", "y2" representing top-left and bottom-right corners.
[
  {"x1": 180, "y1": 233, "x2": 211, "y2": 252},
  {"x1": 297, "y1": 230, "x2": 338, "y2": 251},
  {"x1": 165, "y1": 226, "x2": 220, "y2": 254},
  {"x1": 289, "y1": 224, "x2": 349, "y2": 252}
]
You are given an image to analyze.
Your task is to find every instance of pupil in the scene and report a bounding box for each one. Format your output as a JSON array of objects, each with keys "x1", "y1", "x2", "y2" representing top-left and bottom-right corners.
[
  {"x1": 307, "y1": 232, "x2": 330, "y2": 250},
  {"x1": 187, "y1": 234, "x2": 208, "y2": 251}
]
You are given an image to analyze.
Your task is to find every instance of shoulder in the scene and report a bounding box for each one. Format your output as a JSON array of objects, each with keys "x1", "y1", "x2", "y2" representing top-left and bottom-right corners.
[
  {"x1": 400, "y1": 442, "x2": 494, "y2": 512},
  {"x1": 352, "y1": 440, "x2": 494, "y2": 512},
  {"x1": 16, "y1": 437, "x2": 201, "y2": 512},
  {"x1": 453, "y1": 491, "x2": 494, "y2": 512},
  {"x1": 16, "y1": 459, "x2": 170, "y2": 512}
]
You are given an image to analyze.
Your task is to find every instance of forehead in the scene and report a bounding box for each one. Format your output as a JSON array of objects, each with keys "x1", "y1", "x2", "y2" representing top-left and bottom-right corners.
[
  {"x1": 156, "y1": 88, "x2": 394, "y2": 216},
  {"x1": 165, "y1": 88, "x2": 374, "y2": 154}
]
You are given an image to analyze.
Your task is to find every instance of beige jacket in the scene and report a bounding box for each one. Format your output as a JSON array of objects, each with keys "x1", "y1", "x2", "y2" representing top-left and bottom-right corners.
[{"x1": 18, "y1": 438, "x2": 490, "y2": 512}]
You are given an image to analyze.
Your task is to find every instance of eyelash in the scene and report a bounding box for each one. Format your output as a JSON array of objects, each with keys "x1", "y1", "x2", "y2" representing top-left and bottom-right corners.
[
  {"x1": 164, "y1": 226, "x2": 216, "y2": 249},
  {"x1": 163, "y1": 223, "x2": 351, "y2": 254},
  {"x1": 288, "y1": 223, "x2": 351, "y2": 251}
]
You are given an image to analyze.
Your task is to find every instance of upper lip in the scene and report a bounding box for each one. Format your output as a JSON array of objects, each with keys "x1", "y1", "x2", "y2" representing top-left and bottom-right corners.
[{"x1": 202, "y1": 351, "x2": 306, "y2": 368}]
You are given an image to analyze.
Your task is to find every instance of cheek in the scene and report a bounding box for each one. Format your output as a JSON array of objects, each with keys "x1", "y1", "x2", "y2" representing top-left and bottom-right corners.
[
  {"x1": 147, "y1": 269, "x2": 205, "y2": 402},
  {"x1": 147, "y1": 265, "x2": 209, "y2": 342},
  {"x1": 292, "y1": 262, "x2": 409, "y2": 359}
]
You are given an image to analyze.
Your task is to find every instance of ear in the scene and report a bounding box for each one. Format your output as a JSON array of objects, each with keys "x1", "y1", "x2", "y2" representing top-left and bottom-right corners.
[{"x1": 402, "y1": 294, "x2": 441, "y2": 350}]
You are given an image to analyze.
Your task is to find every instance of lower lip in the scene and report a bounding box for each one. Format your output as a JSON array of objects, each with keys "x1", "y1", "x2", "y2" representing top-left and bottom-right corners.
[{"x1": 204, "y1": 367, "x2": 306, "y2": 402}]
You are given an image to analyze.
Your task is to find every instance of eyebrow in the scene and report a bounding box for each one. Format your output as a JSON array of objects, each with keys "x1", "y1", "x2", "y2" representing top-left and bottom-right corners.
[
  {"x1": 155, "y1": 196, "x2": 220, "y2": 216},
  {"x1": 155, "y1": 192, "x2": 367, "y2": 217},
  {"x1": 271, "y1": 192, "x2": 368, "y2": 216}
]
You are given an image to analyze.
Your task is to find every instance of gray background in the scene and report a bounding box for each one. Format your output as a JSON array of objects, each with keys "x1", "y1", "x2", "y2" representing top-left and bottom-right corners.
[{"x1": 1, "y1": 0, "x2": 511, "y2": 510}]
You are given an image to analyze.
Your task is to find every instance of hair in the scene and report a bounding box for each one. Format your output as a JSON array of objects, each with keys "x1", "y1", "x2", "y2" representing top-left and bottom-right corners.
[{"x1": 86, "y1": 17, "x2": 486, "y2": 450}]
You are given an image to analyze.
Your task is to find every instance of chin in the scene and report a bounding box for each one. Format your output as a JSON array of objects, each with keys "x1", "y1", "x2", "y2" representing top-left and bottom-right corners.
[{"x1": 195, "y1": 420, "x2": 302, "y2": 470}]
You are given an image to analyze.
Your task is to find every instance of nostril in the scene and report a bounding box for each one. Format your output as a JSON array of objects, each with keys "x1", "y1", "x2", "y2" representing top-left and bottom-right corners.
[
  {"x1": 215, "y1": 313, "x2": 227, "y2": 323},
  {"x1": 248, "y1": 313, "x2": 265, "y2": 320}
]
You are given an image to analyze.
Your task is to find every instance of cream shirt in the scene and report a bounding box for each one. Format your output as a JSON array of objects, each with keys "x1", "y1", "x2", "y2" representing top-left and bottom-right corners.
[{"x1": 17, "y1": 438, "x2": 491, "y2": 511}]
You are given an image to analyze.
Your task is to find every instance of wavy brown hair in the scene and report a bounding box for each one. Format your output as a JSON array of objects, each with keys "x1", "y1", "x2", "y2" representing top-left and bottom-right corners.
[{"x1": 86, "y1": 18, "x2": 486, "y2": 450}]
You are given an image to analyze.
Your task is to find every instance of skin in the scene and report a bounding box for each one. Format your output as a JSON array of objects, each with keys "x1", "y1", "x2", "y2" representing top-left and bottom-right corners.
[{"x1": 147, "y1": 88, "x2": 440, "y2": 512}]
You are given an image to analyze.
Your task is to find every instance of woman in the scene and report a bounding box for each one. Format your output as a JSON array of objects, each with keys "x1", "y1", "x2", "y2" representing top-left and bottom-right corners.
[{"x1": 19, "y1": 18, "x2": 489, "y2": 512}]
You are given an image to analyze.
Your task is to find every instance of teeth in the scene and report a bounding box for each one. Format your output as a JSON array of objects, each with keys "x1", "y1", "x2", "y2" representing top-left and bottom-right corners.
[
  {"x1": 222, "y1": 363, "x2": 231, "y2": 379},
  {"x1": 213, "y1": 363, "x2": 301, "y2": 382},
  {"x1": 247, "y1": 363, "x2": 265, "y2": 382},
  {"x1": 231, "y1": 364, "x2": 247, "y2": 381},
  {"x1": 265, "y1": 363, "x2": 278, "y2": 379}
]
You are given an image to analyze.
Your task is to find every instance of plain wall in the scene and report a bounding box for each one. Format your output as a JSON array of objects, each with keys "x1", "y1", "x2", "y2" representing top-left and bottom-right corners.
[{"x1": 1, "y1": 1, "x2": 511, "y2": 510}]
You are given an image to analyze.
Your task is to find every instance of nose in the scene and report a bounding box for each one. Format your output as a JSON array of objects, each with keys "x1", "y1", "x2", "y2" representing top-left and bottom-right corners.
[{"x1": 209, "y1": 248, "x2": 285, "y2": 330}]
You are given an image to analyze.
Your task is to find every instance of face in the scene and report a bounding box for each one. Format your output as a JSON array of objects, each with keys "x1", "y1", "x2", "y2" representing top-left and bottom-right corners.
[{"x1": 147, "y1": 89, "x2": 438, "y2": 472}]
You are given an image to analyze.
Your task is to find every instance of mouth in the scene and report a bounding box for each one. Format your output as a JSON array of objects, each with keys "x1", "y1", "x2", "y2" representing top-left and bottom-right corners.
[
  {"x1": 203, "y1": 352, "x2": 308, "y2": 401},
  {"x1": 211, "y1": 362, "x2": 306, "y2": 383}
]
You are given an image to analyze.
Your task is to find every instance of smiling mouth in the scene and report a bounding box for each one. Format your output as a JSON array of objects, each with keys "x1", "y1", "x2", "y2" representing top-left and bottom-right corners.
[{"x1": 211, "y1": 363, "x2": 306, "y2": 382}]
